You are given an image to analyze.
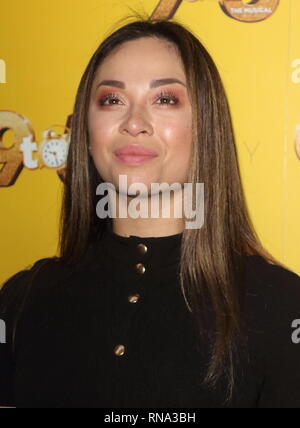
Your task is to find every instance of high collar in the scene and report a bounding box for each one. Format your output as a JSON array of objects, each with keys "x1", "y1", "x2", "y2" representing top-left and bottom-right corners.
[{"x1": 92, "y1": 218, "x2": 183, "y2": 285}]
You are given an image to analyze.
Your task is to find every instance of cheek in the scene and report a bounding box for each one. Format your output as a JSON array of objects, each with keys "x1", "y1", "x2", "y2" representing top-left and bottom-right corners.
[
  {"x1": 88, "y1": 109, "x2": 115, "y2": 150},
  {"x1": 87, "y1": 112, "x2": 114, "y2": 179},
  {"x1": 158, "y1": 113, "x2": 192, "y2": 161}
]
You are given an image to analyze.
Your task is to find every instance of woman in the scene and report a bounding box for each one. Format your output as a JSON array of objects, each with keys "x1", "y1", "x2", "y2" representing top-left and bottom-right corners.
[{"x1": 1, "y1": 17, "x2": 300, "y2": 409}]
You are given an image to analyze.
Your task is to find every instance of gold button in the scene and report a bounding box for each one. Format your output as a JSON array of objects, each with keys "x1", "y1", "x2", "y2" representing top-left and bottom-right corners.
[
  {"x1": 128, "y1": 293, "x2": 140, "y2": 304},
  {"x1": 114, "y1": 345, "x2": 125, "y2": 356},
  {"x1": 137, "y1": 243, "x2": 148, "y2": 256},
  {"x1": 135, "y1": 263, "x2": 146, "y2": 275}
]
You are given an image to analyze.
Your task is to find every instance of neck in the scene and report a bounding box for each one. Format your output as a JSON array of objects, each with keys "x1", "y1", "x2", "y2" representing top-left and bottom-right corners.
[{"x1": 110, "y1": 190, "x2": 185, "y2": 238}]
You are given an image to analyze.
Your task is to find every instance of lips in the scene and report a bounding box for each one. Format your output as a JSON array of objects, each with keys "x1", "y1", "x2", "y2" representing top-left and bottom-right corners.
[{"x1": 114, "y1": 145, "x2": 158, "y2": 158}]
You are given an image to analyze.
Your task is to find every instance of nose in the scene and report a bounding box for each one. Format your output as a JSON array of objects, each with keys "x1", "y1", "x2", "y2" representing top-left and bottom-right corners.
[{"x1": 119, "y1": 105, "x2": 153, "y2": 137}]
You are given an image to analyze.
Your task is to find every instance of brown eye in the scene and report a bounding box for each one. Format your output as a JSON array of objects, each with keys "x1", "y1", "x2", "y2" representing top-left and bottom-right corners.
[
  {"x1": 99, "y1": 93, "x2": 123, "y2": 106},
  {"x1": 155, "y1": 91, "x2": 179, "y2": 106}
]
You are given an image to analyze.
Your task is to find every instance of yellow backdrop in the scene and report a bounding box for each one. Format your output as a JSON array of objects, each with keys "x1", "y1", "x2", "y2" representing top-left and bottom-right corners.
[{"x1": 0, "y1": 0, "x2": 299, "y2": 285}]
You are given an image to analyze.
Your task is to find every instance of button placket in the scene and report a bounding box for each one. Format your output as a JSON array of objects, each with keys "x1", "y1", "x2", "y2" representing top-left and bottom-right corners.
[
  {"x1": 128, "y1": 243, "x2": 148, "y2": 305},
  {"x1": 114, "y1": 243, "x2": 149, "y2": 357},
  {"x1": 135, "y1": 243, "x2": 148, "y2": 275},
  {"x1": 128, "y1": 293, "x2": 141, "y2": 304},
  {"x1": 137, "y1": 243, "x2": 148, "y2": 256},
  {"x1": 114, "y1": 344, "x2": 126, "y2": 357},
  {"x1": 135, "y1": 263, "x2": 146, "y2": 275}
]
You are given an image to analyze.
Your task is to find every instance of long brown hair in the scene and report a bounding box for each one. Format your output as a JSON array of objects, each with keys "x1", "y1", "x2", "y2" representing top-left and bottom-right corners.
[{"x1": 4, "y1": 12, "x2": 291, "y2": 403}]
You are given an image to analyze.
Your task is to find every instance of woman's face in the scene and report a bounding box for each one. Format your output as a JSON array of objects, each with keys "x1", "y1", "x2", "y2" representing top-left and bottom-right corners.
[{"x1": 88, "y1": 37, "x2": 193, "y2": 195}]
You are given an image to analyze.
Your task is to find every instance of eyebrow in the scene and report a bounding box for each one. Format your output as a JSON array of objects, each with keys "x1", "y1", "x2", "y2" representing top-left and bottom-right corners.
[{"x1": 95, "y1": 78, "x2": 186, "y2": 90}]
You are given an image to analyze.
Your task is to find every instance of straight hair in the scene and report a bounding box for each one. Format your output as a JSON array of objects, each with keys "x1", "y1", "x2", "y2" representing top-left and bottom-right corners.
[{"x1": 2, "y1": 13, "x2": 290, "y2": 404}]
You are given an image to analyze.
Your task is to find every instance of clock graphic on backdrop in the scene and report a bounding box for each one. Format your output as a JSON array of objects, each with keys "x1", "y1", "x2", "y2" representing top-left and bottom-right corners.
[{"x1": 39, "y1": 126, "x2": 70, "y2": 169}]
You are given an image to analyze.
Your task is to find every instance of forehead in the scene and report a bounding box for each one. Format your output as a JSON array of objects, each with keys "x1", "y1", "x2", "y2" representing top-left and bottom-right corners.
[{"x1": 94, "y1": 37, "x2": 186, "y2": 83}]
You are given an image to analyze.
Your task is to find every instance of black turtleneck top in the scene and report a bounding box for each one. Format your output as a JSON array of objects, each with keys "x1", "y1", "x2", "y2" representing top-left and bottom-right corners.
[{"x1": 1, "y1": 220, "x2": 300, "y2": 408}]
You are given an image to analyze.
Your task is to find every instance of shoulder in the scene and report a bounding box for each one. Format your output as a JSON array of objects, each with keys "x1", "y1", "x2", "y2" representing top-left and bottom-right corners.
[
  {"x1": 245, "y1": 254, "x2": 300, "y2": 284},
  {"x1": 243, "y1": 255, "x2": 300, "y2": 345},
  {"x1": 244, "y1": 255, "x2": 300, "y2": 309},
  {"x1": 243, "y1": 256, "x2": 300, "y2": 407},
  {"x1": 0, "y1": 242, "x2": 102, "y2": 316},
  {"x1": 0, "y1": 240, "x2": 103, "y2": 315},
  {"x1": 0, "y1": 257, "x2": 72, "y2": 317}
]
